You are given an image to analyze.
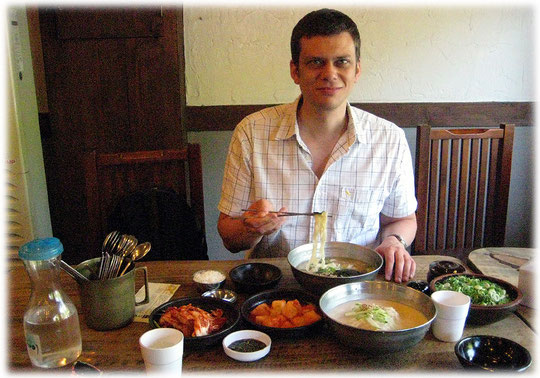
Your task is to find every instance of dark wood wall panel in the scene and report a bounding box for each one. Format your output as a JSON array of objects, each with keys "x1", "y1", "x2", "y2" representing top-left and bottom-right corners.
[
  {"x1": 39, "y1": 8, "x2": 184, "y2": 264},
  {"x1": 55, "y1": 8, "x2": 163, "y2": 39},
  {"x1": 185, "y1": 102, "x2": 533, "y2": 131}
]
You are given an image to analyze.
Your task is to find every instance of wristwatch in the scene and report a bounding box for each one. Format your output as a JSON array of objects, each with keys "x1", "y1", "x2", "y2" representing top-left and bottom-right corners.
[{"x1": 387, "y1": 234, "x2": 408, "y2": 249}]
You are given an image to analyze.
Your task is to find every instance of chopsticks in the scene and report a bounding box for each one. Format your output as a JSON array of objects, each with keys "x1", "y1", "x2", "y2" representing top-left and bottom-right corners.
[{"x1": 241, "y1": 209, "x2": 332, "y2": 217}]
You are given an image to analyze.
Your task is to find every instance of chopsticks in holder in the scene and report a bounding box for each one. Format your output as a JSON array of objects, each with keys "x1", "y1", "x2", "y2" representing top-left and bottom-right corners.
[{"x1": 240, "y1": 209, "x2": 332, "y2": 217}]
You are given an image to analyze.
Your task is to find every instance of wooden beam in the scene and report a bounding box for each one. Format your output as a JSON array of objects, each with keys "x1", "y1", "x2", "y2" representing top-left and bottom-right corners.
[{"x1": 185, "y1": 102, "x2": 533, "y2": 131}]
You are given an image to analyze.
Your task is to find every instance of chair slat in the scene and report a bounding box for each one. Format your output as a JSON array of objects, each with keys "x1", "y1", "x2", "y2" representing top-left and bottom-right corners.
[
  {"x1": 474, "y1": 138, "x2": 490, "y2": 247},
  {"x1": 455, "y1": 139, "x2": 470, "y2": 248},
  {"x1": 465, "y1": 138, "x2": 480, "y2": 247},
  {"x1": 427, "y1": 140, "x2": 440, "y2": 251},
  {"x1": 436, "y1": 139, "x2": 450, "y2": 249},
  {"x1": 484, "y1": 141, "x2": 499, "y2": 244},
  {"x1": 446, "y1": 140, "x2": 460, "y2": 250}
]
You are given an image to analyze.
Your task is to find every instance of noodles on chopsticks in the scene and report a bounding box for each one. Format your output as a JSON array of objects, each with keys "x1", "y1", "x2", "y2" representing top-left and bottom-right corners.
[{"x1": 307, "y1": 211, "x2": 328, "y2": 272}]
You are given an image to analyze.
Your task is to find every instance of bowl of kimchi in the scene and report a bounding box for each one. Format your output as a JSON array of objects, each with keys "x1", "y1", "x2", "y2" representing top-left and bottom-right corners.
[
  {"x1": 240, "y1": 289, "x2": 324, "y2": 337},
  {"x1": 149, "y1": 297, "x2": 240, "y2": 348}
]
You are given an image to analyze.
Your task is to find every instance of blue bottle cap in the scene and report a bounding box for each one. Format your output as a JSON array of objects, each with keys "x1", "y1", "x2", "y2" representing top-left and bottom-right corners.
[{"x1": 19, "y1": 237, "x2": 64, "y2": 261}]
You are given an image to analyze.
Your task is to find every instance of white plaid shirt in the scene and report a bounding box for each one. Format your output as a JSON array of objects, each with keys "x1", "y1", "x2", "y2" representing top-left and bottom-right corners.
[{"x1": 218, "y1": 97, "x2": 417, "y2": 258}]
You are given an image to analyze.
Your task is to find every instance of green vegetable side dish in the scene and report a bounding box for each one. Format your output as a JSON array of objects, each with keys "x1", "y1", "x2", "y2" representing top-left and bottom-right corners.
[{"x1": 435, "y1": 276, "x2": 511, "y2": 306}]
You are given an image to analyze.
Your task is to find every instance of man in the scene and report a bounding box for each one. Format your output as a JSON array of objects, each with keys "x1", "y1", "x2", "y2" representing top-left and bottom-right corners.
[{"x1": 217, "y1": 8, "x2": 417, "y2": 283}]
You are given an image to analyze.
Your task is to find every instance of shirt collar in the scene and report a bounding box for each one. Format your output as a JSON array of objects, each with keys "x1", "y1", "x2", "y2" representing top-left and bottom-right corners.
[
  {"x1": 347, "y1": 102, "x2": 367, "y2": 144},
  {"x1": 272, "y1": 96, "x2": 367, "y2": 145},
  {"x1": 273, "y1": 96, "x2": 301, "y2": 141}
]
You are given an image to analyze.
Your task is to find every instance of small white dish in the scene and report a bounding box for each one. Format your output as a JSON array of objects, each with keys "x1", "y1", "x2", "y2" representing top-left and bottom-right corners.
[{"x1": 222, "y1": 330, "x2": 271, "y2": 362}]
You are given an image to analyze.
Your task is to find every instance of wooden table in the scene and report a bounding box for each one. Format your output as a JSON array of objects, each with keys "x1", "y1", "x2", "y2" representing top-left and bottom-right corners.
[{"x1": 8, "y1": 255, "x2": 536, "y2": 373}]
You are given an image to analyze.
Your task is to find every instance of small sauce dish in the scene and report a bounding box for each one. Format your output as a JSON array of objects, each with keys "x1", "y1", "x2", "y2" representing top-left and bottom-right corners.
[{"x1": 222, "y1": 330, "x2": 271, "y2": 362}]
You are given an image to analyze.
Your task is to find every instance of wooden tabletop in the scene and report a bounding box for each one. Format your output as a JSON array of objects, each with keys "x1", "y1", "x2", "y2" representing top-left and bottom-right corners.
[
  {"x1": 8, "y1": 255, "x2": 536, "y2": 373},
  {"x1": 468, "y1": 247, "x2": 533, "y2": 286}
]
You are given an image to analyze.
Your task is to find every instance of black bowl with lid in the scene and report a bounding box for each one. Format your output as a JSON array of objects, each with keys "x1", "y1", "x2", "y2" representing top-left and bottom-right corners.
[{"x1": 427, "y1": 260, "x2": 465, "y2": 282}]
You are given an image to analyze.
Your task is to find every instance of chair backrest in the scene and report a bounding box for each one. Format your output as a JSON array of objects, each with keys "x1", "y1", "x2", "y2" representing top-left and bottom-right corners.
[
  {"x1": 414, "y1": 124, "x2": 514, "y2": 259},
  {"x1": 83, "y1": 144, "x2": 206, "y2": 260}
]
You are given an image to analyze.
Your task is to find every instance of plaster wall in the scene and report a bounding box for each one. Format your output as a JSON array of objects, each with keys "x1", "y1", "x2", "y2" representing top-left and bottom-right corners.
[{"x1": 184, "y1": 6, "x2": 534, "y2": 105}]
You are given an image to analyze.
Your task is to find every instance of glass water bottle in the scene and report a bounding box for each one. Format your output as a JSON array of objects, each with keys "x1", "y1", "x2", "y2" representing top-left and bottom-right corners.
[{"x1": 19, "y1": 237, "x2": 82, "y2": 368}]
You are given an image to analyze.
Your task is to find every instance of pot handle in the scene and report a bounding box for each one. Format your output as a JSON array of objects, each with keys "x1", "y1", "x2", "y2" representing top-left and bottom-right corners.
[{"x1": 135, "y1": 266, "x2": 150, "y2": 305}]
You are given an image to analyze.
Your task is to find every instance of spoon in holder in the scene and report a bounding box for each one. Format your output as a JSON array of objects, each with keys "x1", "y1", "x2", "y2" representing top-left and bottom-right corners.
[
  {"x1": 118, "y1": 242, "x2": 152, "y2": 277},
  {"x1": 59, "y1": 260, "x2": 89, "y2": 284}
]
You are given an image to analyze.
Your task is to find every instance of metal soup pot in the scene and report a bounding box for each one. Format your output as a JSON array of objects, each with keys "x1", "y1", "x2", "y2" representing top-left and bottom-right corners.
[
  {"x1": 319, "y1": 281, "x2": 436, "y2": 354},
  {"x1": 287, "y1": 242, "x2": 383, "y2": 296}
]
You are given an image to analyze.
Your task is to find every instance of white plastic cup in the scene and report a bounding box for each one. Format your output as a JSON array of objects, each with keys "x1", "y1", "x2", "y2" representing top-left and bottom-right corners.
[
  {"x1": 431, "y1": 290, "x2": 471, "y2": 342},
  {"x1": 139, "y1": 328, "x2": 184, "y2": 374}
]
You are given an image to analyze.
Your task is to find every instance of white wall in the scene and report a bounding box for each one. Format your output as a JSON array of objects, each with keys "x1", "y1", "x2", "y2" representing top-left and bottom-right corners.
[
  {"x1": 185, "y1": 6, "x2": 534, "y2": 105},
  {"x1": 184, "y1": 5, "x2": 535, "y2": 260}
]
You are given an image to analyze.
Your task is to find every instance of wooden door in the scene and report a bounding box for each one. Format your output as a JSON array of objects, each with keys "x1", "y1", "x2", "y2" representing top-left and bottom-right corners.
[{"x1": 38, "y1": 7, "x2": 185, "y2": 263}]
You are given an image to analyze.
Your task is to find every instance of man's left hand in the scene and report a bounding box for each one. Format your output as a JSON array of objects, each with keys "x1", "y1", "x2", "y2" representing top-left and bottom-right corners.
[{"x1": 375, "y1": 236, "x2": 416, "y2": 283}]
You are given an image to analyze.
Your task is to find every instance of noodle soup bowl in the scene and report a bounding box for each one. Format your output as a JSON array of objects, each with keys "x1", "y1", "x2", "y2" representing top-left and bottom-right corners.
[
  {"x1": 319, "y1": 281, "x2": 436, "y2": 353},
  {"x1": 288, "y1": 242, "x2": 383, "y2": 296}
]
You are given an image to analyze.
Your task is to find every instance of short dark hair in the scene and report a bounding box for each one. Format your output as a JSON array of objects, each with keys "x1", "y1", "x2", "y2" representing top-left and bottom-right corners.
[{"x1": 291, "y1": 8, "x2": 361, "y2": 67}]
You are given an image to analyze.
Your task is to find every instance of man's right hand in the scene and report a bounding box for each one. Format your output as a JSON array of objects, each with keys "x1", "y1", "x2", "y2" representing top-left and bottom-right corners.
[
  {"x1": 242, "y1": 199, "x2": 287, "y2": 236},
  {"x1": 217, "y1": 199, "x2": 287, "y2": 253}
]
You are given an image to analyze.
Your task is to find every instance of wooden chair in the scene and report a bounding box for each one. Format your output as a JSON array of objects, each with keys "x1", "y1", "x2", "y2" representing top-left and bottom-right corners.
[
  {"x1": 413, "y1": 124, "x2": 514, "y2": 261},
  {"x1": 83, "y1": 144, "x2": 205, "y2": 261}
]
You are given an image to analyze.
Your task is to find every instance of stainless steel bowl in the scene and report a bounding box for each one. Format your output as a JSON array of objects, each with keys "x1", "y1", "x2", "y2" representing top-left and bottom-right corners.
[
  {"x1": 287, "y1": 242, "x2": 383, "y2": 295},
  {"x1": 202, "y1": 289, "x2": 238, "y2": 303},
  {"x1": 319, "y1": 281, "x2": 436, "y2": 353}
]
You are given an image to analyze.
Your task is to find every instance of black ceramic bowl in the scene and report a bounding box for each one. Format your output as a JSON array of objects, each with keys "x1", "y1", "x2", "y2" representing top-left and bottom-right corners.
[
  {"x1": 407, "y1": 280, "x2": 431, "y2": 295},
  {"x1": 229, "y1": 263, "x2": 282, "y2": 294},
  {"x1": 427, "y1": 260, "x2": 466, "y2": 282},
  {"x1": 149, "y1": 297, "x2": 240, "y2": 348},
  {"x1": 455, "y1": 335, "x2": 532, "y2": 372},
  {"x1": 430, "y1": 273, "x2": 523, "y2": 325},
  {"x1": 241, "y1": 289, "x2": 323, "y2": 337}
]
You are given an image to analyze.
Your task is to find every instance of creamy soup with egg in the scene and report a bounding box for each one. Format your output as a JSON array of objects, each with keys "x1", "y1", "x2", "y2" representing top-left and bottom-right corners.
[{"x1": 328, "y1": 299, "x2": 428, "y2": 331}]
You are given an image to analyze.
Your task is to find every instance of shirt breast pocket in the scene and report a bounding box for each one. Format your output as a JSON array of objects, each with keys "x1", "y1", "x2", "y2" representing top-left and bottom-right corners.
[{"x1": 337, "y1": 187, "x2": 386, "y2": 230}]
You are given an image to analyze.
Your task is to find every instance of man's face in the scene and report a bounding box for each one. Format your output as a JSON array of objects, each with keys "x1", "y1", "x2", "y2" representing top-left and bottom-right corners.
[{"x1": 290, "y1": 32, "x2": 361, "y2": 113}]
